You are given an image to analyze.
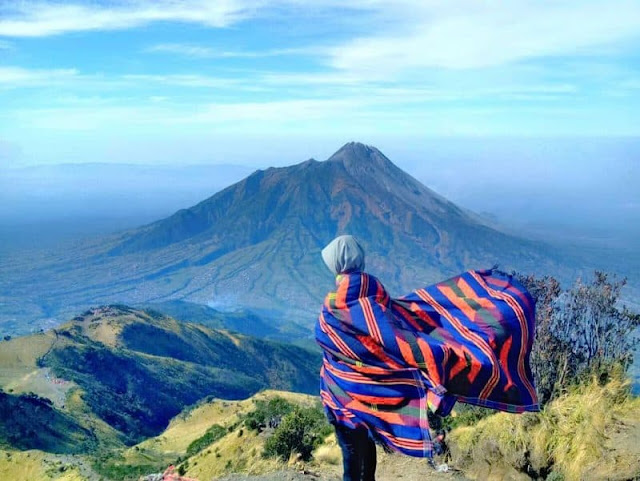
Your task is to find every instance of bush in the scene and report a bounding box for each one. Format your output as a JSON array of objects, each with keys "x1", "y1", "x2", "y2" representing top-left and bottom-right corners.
[
  {"x1": 263, "y1": 406, "x2": 332, "y2": 461},
  {"x1": 443, "y1": 404, "x2": 493, "y2": 429},
  {"x1": 546, "y1": 472, "x2": 565, "y2": 481},
  {"x1": 91, "y1": 458, "x2": 161, "y2": 481},
  {"x1": 242, "y1": 396, "x2": 295, "y2": 432},
  {"x1": 186, "y1": 424, "x2": 227, "y2": 457},
  {"x1": 516, "y1": 271, "x2": 639, "y2": 404},
  {"x1": 555, "y1": 273, "x2": 639, "y2": 374}
]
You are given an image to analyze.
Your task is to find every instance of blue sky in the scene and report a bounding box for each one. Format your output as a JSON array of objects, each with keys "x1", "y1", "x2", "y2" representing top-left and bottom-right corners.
[{"x1": 0, "y1": 0, "x2": 640, "y2": 167}]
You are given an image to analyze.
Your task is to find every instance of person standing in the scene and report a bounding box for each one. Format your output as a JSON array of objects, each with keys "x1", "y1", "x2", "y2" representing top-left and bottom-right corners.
[{"x1": 316, "y1": 235, "x2": 539, "y2": 481}]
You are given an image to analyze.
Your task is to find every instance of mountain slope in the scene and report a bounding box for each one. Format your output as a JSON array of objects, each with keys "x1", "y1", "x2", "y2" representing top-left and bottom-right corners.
[
  {"x1": 0, "y1": 306, "x2": 320, "y2": 447},
  {"x1": 0, "y1": 142, "x2": 618, "y2": 335}
]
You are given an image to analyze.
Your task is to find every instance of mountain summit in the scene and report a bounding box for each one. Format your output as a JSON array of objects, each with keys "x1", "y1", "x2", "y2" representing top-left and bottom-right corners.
[
  {"x1": 328, "y1": 141, "x2": 391, "y2": 166},
  {"x1": 112, "y1": 142, "x2": 470, "y2": 257},
  {"x1": 2, "y1": 142, "x2": 564, "y2": 331}
]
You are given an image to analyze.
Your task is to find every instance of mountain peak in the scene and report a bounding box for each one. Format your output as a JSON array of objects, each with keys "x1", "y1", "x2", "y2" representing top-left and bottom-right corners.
[{"x1": 328, "y1": 142, "x2": 389, "y2": 166}]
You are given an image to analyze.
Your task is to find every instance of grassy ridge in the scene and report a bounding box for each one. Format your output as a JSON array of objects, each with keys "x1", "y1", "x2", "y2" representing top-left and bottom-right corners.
[
  {"x1": 96, "y1": 390, "x2": 318, "y2": 480},
  {"x1": 35, "y1": 306, "x2": 320, "y2": 445},
  {"x1": 44, "y1": 342, "x2": 260, "y2": 443},
  {"x1": 0, "y1": 305, "x2": 320, "y2": 461}
]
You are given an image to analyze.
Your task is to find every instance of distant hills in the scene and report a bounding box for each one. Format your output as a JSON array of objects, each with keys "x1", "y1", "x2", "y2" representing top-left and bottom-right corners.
[
  {"x1": 0, "y1": 306, "x2": 320, "y2": 448},
  {"x1": 135, "y1": 300, "x2": 309, "y2": 340},
  {"x1": 1, "y1": 142, "x2": 637, "y2": 336}
]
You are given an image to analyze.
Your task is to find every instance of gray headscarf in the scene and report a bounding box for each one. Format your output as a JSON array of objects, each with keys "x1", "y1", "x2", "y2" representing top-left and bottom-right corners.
[{"x1": 321, "y1": 235, "x2": 365, "y2": 275}]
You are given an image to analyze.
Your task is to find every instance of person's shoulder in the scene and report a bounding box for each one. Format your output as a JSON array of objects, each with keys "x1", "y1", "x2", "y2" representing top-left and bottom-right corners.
[{"x1": 335, "y1": 271, "x2": 388, "y2": 298}]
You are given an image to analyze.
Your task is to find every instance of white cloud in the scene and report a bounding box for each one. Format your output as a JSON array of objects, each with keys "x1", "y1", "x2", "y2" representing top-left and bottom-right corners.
[
  {"x1": 0, "y1": 0, "x2": 388, "y2": 37},
  {"x1": 2, "y1": 1, "x2": 638, "y2": 74},
  {"x1": 328, "y1": 1, "x2": 640, "y2": 72},
  {"x1": 5, "y1": 98, "x2": 367, "y2": 131},
  {"x1": 2, "y1": 88, "x2": 584, "y2": 136},
  {"x1": 0, "y1": 66, "x2": 255, "y2": 91},
  {"x1": 0, "y1": 0, "x2": 256, "y2": 37},
  {"x1": 145, "y1": 43, "x2": 322, "y2": 58},
  {"x1": 0, "y1": 66, "x2": 78, "y2": 87},
  {"x1": 121, "y1": 73, "x2": 240, "y2": 89},
  {"x1": 146, "y1": 43, "x2": 218, "y2": 58}
]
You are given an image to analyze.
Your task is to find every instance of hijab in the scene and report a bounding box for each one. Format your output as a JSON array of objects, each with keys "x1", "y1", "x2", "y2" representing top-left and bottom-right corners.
[{"x1": 321, "y1": 235, "x2": 365, "y2": 275}]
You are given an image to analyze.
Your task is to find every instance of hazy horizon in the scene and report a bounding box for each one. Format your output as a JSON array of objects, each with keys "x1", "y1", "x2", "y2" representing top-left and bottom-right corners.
[{"x1": 2, "y1": 137, "x2": 639, "y2": 253}]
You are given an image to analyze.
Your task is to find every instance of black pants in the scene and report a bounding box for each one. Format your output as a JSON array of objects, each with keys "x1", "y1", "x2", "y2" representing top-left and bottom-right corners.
[{"x1": 334, "y1": 424, "x2": 377, "y2": 481}]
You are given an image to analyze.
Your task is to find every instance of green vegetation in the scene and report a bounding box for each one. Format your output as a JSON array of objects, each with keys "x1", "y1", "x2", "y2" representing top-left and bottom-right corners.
[
  {"x1": 42, "y1": 339, "x2": 261, "y2": 443},
  {"x1": 12, "y1": 306, "x2": 320, "y2": 447},
  {"x1": 433, "y1": 404, "x2": 493, "y2": 430},
  {"x1": 92, "y1": 454, "x2": 162, "y2": 481},
  {"x1": 0, "y1": 391, "x2": 95, "y2": 454},
  {"x1": 242, "y1": 396, "x2": 296, "y2": 432},
  {"x1": 235, "y1": 395, "x2": 332, "y2": 463},
  {"x1": 263, "y1": 405, "x2": 332, "y2": 461},
  {"x1": 518, "y1": 271, "x2": 640, "y2": 405},
  {"x1": 186, "y1": 424, "x2": 226, "y2": 457},
  {"x1": 235, "y1": 395, "x2": 332, "y2": 462},
  {"x1": 1, "y1": 262, "x2": 637, "y2": 481}
]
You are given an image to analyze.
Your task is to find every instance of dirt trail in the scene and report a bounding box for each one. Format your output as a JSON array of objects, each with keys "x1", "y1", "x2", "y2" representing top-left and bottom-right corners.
[{"x1": 214, "y1": 452, "x2": 470, "y2": 481}]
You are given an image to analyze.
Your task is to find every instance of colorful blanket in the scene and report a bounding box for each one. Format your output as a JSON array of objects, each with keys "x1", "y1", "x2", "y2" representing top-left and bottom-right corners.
[{"x1": 315, "y1": 269, "x2": 539, "y2": 457}]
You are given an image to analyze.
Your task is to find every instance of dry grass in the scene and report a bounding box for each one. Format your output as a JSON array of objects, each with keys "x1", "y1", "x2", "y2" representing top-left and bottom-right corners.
[
  {"x1": 0, "y1": 450, "x2": 85, "y2": 481},
  {"x1": 181, "y1": 391, "x2": 318, "y2": 478},
  {"x1": 123, "y1": 390, "x2": 317, "y2": 470},
  {"x1": 450, "y1": 371, "x2": 640, "y2": 481},
  {"x1": 0, "y1": 332, "x2": 55, "y2": 386},
  {"x1": 537, "y1": 372, "x2": 640, "y2": 481},
  {"x1": 313, "y1": 434, "x2": 341, "y2": 466},
  {"x1": 183, "y1": 423, "x2": 284, "y2": 479}
]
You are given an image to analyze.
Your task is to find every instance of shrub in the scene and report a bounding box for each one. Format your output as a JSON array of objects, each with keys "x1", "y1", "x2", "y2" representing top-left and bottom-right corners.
[
  {"x1": 443, "y1": 404, "x2": 493, "y2": 429},
  {"x1": 91, "y1": 459, "x2": 161, "y2": 481},
  {"x1": 242, "y1": 396, "x2": 295, "y2": 432},
  {"x1": 263, "y1": 406, "x2": 332, "y2": 461},
  {"x1": 186, "y1": 424, "x2": 227, "y2": 457},
  {"x1": 516, "y1": 271, "x2": 639, "y2": 404},
  {"x1": 555, "y1": 273, "x2": 639, "y2": 374},
  {"x1": 546, "y1": 472, "x2": 565, "y2": 481},
  {"x1": 516, "y1": 273, "x2": 564, "y2": 404}
]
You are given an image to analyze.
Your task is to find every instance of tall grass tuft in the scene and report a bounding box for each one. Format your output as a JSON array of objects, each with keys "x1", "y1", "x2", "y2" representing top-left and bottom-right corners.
[
  {"x1": 313, "y1": 434, "x2": 341, "y2": 465},
  {"x1": 450, "y1": 366, "x2": 640, "y2": 481}
]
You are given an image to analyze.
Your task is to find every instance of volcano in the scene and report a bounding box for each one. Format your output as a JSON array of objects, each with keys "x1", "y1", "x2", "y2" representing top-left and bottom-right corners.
[{"x1": 1, "y1": 142, "x2": 569, "y2": 332}]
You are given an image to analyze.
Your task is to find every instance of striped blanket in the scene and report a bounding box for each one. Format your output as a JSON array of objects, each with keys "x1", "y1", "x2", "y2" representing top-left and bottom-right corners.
[{"x1": 315, "y1": 269, "x2": 539, "y2": 457}]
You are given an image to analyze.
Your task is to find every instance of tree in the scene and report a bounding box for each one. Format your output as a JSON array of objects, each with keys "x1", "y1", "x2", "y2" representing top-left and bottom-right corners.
[
  {"x1": 555, "y1": 272, "x2": 639, "y2": 378},
  {"x1": 517, "y1": 273, "x2": 565, "y2": 404},
  {"x1": 263, "y1": 406, "x2": 332, "y2": 461},
  {"x1": 517, "y1": 271, "x2": 639, "y2": 405}
]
